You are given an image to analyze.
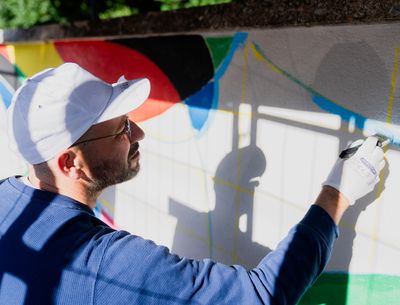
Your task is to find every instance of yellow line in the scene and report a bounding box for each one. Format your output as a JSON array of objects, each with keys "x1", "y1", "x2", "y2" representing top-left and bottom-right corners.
[
  {"x1": 250, "y1": 43, "x2": 282, "y2": 75},
  {"x1": 97, "y1": 198, "x2": 115, "y2": 213},
  {"x1": 212, "y1": 177, "x2": 255, "y2": 196},
  {"x1": 240, "y1": 43, "x2": 249, "y2": 109},
  {"x1": 369, "y1": 47, "x2": 399, "y2": 269},
  {"x1": 216, "y1": 108, "x2": 252, "y2": 117},
  {"x1": 386, "y1": 48, "x2": 399, "y2": 124},
  {"x1": 232, "y1": 43, "x2": 250, "y2": 263},
  {"x1": 145, "y1": 148, "x2": 304, "y2": 206}
]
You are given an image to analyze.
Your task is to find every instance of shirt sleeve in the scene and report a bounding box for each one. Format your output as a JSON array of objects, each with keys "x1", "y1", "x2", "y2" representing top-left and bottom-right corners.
[{"x1": 93, "y1": 204, "x2": 338, "y2": 305}]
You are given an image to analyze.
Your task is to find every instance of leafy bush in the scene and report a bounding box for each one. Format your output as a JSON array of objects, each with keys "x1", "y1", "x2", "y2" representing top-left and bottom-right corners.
[{"x1": 0, "y1": 0, "x2": 232, "y2": 29}]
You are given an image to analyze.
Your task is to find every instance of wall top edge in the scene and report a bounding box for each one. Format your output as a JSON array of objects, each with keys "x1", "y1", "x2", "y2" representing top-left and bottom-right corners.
[{"x1": 2, "y1": 0, "x2": 400, "y2": 43}]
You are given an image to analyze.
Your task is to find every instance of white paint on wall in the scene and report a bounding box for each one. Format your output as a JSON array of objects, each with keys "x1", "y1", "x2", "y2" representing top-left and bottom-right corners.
[{"x1": 0, "y1": 98, "x2": 26, "y2": 179}]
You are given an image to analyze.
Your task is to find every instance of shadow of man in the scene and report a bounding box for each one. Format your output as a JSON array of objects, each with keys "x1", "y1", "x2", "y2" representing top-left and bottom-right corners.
[{"x1": 169, "y1": 144, "x2": 271, "y2": 269}]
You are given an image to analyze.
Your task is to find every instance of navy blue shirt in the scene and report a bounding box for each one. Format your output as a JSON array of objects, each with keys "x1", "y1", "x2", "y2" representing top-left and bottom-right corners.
[{"x1": 0, "y1": 177, "x2": 338, "y2": 304}]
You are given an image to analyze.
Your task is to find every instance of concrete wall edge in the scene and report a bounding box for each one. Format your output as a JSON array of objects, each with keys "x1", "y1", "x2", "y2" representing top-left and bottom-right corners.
[{"x1": 2, "y1": 1, "x2": 400, "y2": 43}]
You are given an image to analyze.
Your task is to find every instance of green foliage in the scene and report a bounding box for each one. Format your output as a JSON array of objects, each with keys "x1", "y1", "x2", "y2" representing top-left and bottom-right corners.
[
  {"x1": 99, "y1": 5, "x2": 139, "y2": 20},
  {"x1": 0, "y1": 0, "x2": 61, "y2": 29},
  {"x1": 159, "y1": 0, "x2": 232, "y2": 11},
  {"x1": 0, "y1": 0, "x2": 233, "y2": 29}
]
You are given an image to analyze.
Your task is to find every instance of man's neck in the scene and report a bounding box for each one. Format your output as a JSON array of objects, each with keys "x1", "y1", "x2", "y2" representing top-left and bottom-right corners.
[
  {"x1": 27, "y1": 173, "x2": 99, "y2": 209},
  {"x1": 19, "y1": 175, "x2": 37, "y2": 188}
]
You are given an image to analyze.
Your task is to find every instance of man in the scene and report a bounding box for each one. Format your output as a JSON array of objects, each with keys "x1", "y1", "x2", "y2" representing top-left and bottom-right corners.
[{"x1": 0, "y1": 63, "x2": 385, "y2": 304}]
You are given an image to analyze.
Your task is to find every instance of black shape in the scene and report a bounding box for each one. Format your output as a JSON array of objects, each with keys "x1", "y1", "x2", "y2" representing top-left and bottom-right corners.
[{"x1": 115, "y1": 35, "x2": 214, "y2": 100}]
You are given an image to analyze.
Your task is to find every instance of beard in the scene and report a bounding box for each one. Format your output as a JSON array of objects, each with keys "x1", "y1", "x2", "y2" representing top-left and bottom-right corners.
[{"x1": 87, "y1": 143, "x2": 140, "y2": 194}]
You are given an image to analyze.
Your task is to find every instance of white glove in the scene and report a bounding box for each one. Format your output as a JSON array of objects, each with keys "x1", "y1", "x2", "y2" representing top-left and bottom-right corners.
[{"x1": 322, "y1": 136, "x2": 386, "y2": 204}]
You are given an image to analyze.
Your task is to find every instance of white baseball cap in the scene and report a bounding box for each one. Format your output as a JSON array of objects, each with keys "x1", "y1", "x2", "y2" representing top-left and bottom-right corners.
[{"x1": 7, "y1": 62, "x2": 150, "y2": 165}]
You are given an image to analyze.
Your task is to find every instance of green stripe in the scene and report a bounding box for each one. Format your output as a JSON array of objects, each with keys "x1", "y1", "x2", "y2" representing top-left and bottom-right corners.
[{"x1": 299, "y1": 273, "x2": 400, "y2": 305}]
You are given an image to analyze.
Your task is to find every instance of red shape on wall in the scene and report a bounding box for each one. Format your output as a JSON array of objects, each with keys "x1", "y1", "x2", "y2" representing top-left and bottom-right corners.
[
  {"x1": 0, "y1": 45, "x2": 11, "y2": 62},
  {"x1": 54, "y1": 40, "x2": 181, "y2": 122}
]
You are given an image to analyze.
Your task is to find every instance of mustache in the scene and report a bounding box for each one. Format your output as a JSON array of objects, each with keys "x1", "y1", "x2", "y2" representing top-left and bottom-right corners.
[{"x1": 128, "y1": 142, "x2": 140, "y2": 157}]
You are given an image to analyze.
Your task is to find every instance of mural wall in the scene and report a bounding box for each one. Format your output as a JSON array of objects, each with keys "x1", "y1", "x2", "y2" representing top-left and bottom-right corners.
[{"x1": 1, "y1": 23, "x2": 400, "y2": 304}]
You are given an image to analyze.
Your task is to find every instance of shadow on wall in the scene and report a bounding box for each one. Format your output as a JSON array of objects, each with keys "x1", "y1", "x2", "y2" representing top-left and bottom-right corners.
[
  {"x1": 312, "y1": 41, "x2": 392, "y2": 125},
  {"x1": 169, "y1": 145, "x2": 271, "y2": 269}
]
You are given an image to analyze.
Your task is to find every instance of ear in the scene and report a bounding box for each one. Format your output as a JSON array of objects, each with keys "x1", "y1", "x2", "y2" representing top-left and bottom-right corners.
[{"x1": 56, "y1": 150, "x2": 83, "y2": 180}]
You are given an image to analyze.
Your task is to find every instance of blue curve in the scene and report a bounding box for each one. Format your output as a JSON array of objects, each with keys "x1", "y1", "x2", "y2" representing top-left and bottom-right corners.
[
  {"x1": 214, "y1": 32, "x2": 248, "y2": 80},
  {"x1": 0, "y1": 80, "x2": 13, "y2": 108},
  {"x1": 185, "y1": 32, "x2": 248, "y2": 132},
  {"x1": 313, "y1": 95, "x2": 400, "y2": 146},
  {"x1": 186, "y1": 82, "x2": 215, "y2": 130}
]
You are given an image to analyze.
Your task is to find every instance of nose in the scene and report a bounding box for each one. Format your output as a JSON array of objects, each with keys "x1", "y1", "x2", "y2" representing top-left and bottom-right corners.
[{"x1": 129, "y1": 120, "x2": 145, "y2": 143}]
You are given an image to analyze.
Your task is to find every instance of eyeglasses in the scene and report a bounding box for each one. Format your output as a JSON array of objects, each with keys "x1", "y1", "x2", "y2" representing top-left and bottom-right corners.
[{"x1": 71, "y1": 119, "x2": 131, "y2": 147}]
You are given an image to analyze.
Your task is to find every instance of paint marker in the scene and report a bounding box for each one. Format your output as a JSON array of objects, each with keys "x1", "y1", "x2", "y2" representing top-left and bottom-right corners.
[{"x1": 339, "y1": 135, "x2": 393, "y2": 159}]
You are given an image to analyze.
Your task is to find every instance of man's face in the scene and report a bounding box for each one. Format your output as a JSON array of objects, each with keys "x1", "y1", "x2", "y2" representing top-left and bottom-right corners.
[{"x1": 76, "y1": 115, "x2": 145, "y2": 192}]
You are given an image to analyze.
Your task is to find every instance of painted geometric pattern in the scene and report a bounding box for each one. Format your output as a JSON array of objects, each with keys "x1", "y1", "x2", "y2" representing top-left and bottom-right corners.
[{"x1": 1, "y1": 27, "x2": 399, "y2": 304}]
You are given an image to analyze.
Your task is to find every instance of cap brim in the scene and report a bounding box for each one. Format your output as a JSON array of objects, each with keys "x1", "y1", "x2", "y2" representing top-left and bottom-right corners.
[{"x1": 95, "y1": 78, "x2": 150, "y2": 124}]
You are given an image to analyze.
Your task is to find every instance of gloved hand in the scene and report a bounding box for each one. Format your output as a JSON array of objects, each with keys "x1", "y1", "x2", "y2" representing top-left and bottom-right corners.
[{"x1": 322, "y1": 136, "x2": 386, "y2": 205}]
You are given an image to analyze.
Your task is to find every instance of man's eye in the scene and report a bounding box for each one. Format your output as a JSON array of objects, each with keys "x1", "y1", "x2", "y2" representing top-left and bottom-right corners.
[
  {"x1": 116, "y1": 131, "x2": 125, "y2": 139},
  {"x1": 116, "y1": 127, "x2": 127, "y2": 139}
]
